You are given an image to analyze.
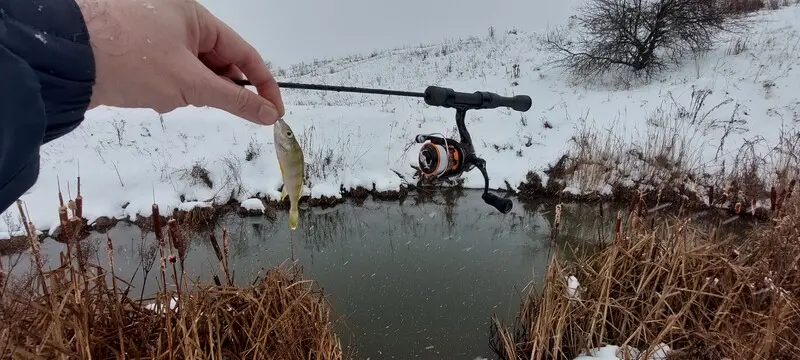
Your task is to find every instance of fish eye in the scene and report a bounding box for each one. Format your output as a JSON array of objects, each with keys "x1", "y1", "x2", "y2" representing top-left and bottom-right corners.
[{"x1": 286, "y1": 131, "x2": 293, "y2": 137}]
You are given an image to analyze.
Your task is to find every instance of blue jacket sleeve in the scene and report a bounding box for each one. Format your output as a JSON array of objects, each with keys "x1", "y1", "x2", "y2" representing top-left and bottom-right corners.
[{"x1": 0, "y1": 0, "x2": 95, "y2": 215}]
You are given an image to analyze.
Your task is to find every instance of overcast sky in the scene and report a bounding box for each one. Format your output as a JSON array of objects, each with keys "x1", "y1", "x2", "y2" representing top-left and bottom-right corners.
[{"x1": 197, "y1": 0, "x2": 585, "y2": 67}]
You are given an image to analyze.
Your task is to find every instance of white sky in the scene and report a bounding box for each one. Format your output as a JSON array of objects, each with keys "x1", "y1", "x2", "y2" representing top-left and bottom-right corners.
[{"x1": 197, "y1": 0, "x2": 585, "y2": 68}]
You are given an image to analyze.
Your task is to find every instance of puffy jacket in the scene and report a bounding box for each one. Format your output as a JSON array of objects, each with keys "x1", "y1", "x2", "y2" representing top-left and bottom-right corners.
[{"x1": 0, "y1": 0, "x2": 95, "y2": 214}]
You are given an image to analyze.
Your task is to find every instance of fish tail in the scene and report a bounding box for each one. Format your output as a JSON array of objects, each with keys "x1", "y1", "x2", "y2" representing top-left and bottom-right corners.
[{"x1": 289, "y1": 202, "x2": 299, "y2": 230}]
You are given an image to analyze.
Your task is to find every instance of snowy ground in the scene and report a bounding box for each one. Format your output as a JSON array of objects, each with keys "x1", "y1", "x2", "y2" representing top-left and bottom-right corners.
[{"x1": 2, "y1": 5, "x2": 800, "y2": 238}]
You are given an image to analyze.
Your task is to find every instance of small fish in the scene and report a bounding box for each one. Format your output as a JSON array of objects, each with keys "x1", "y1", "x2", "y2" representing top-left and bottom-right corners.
[{"x1": 273, "y1": 118, "x2": 305, "y2": 230}]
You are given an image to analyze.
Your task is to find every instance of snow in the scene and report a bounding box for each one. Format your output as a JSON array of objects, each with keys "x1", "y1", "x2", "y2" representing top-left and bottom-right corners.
[
  {"x1": 311, "y1": 183, "x2": 342, "y2": 198},
  {"x1": 177, "y1": 201, "x2": 212, "y2": 211},
  {"x1": 240, "y1": 198, "x2": 265, "y2": 211},
  {"x1": 2, "y1": 5, "x2": 800, "y2": 241},
  {"x1": 567, "y1": 275, "x2": 580, "y2": 297},
  {"x1": 143, "y1": 296, "x2": 178, "y2": 313},
  {"x1": 573, "y1": 343, "x2": 670, "y2": 360},
  {"x1": 573, "y1": 346, "x2": 621, "y2": 360},
  {"x1": 34, "y1": 32, "x2": 47, "y2": 44}
]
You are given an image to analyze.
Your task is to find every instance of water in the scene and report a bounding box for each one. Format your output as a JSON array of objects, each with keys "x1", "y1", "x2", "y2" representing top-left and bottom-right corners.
[{"x1": 5, "y1": 190, "x2": 617, "y2": 359}]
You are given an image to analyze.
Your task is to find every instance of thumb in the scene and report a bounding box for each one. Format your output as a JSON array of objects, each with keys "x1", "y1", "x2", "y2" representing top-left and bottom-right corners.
[{"x1": 188, "y1": 64, "x2": 280, "y2": 125}]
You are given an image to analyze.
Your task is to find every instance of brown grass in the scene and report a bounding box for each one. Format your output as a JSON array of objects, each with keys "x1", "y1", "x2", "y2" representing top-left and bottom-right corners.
[
  {"x1": 489, "y1": 196, "x2": 800, "y2": 360},
  {"x1": 0, "y1": 196, "x2": 344, "y2": 359},
  {"x1": 549, "y1": 88, "x2": 800, "y2": 215}
]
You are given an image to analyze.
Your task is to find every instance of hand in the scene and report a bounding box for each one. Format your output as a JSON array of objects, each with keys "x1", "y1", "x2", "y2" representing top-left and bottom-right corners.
[{"x1": 76, "y1": 0, "x2": 284, "y2": 125}]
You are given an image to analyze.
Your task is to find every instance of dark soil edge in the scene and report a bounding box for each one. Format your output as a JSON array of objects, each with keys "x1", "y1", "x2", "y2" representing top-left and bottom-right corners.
[{"x1": 2, "y1": 165, "x2": 783, "y2": 256}]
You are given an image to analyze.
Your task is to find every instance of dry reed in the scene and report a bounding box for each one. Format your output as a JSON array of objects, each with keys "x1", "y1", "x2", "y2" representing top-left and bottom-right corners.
[
  {"x1": 490, "y1": 197, "x2": 800, "y2": 360},
  {"x1": 0, "y1": 191, "x2": 343, "y2": 359}
]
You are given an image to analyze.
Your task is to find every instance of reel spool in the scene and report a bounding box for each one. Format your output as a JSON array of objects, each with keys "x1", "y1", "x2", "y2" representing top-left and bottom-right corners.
[{"x1": 417, "y1": 139, "x2": 463, "y2": 179}]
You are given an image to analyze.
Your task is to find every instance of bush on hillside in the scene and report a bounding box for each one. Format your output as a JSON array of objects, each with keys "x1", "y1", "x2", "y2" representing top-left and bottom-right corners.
[{"x1": 540, "y1": 0, "x2": 746, "y2": 81}]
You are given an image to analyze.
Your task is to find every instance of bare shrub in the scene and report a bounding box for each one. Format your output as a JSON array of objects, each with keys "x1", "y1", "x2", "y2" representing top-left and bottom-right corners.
[
  {"x1": 177, "y1": 160, "x2": 213, "y2": 189},
  {"x1": 219, "y1": 155, "x2": 244, "y2": 199},
  {"x1": 245, "y1": 137, "x2": 262, "y2": 162},
  {"x1": 540, "y1": 0, "x2": 745, "y2": 81}
]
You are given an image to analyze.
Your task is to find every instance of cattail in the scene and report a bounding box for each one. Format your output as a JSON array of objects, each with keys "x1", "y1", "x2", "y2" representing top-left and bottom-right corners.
[
  {"x1": 550, "y1": 204, "x2": 562, "y2": 246},
  {"x1": 75, "y1": 175, "x2": 83, "y2": 219},
  {"x1": 15, "y1": 200, "x2": 31, "y2": 238},
  {"x1": 56, "y1": 180, "x2": 69, "y2": 231},
  {"x1": 708, "y1": 185, "x2": 715, "y2": 206},
  {"x1": 771, "y1": 186, "x2": 777, "y2": 212},
  {"x1": 58, "y1": 205, "x2": 69, "y2": 235},
  {"x1": 209, "y1": 234, "x2": 223, "y2": 262},
  {"x1": 152, "y1": 203, "x2": 167, "y2": 292},
  {"x1": 554, "y1": 204, "x2": 562, "y2": 228},
  {"x1": 167, "y1": 219, "x2": 187, "y2": 270},
  {"x1": 615, "y1": 210, "x2": 623, "y2": 234},
  {"x1": 57, "y1": 176, "x2": 64, "y2": 208},
  {"x1": 68, "y1": 199, "x2": 77, "y2": 218},
  {"x1": 209, "y1": 234, "x2": 228, "y2": 288},
  {"x1": 27, "y1": 221, "x2": 49, "y2": 299},
  {"x1": 223, "y1": 228, "x2": 232, "y2": 285},
  {"x1": 17, "y1": 200, "x2": 48, "y2": 298},
  {"x1": 107, "y1": 235, "x2": 117, "y2": 284},
  {"x1": 106, "y1": 235, "x2": 126, "y2": 356},
  {"x1": 165, "y1": 218, "x2": 181, "y2": 299},
  {"x1": 153, "y1": 204, "x2": 164, "y2": 247},
  {"x1": 735, "y1": 202, "x2": 742, "y2": 214},
  {"x1": 636, "y1": 190, "x2": 645, "y2": 217},
  {"x1": 751, "y1": 198, "x2": 757, "y2": 216}
]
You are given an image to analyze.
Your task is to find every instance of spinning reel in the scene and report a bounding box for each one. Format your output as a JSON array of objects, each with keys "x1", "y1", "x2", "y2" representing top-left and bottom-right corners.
[
  {"x1": 412, "y1": 86, "x2": 532, "y2": 214},
  {"x1": 233, "y1": 80, "x2": 532, "y2": 214}
]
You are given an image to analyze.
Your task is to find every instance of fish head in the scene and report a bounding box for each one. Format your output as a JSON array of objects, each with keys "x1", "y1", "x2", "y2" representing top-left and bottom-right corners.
[{"x1": 273, "y1": 118, "x2": 302, "y2": 154}]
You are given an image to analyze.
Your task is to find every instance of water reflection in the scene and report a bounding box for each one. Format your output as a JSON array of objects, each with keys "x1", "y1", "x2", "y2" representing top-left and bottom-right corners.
[{"x1": 6, "y1": 191, "x2": 626, "y2": 359}]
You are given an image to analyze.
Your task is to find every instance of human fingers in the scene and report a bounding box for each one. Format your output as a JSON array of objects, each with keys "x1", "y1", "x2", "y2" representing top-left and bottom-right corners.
[
  {"x1": 199, "y1": 51, "x2": 245, "y2": 80},
  {"x1": 194, "y1": 4, "x2": 284, "y2": 117},
  {"x1": 185, "y1": 55, "x2": 280, "y2": 125}
]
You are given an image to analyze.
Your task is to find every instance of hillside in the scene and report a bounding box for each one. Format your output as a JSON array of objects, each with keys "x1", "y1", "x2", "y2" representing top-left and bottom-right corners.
[{"x1": 2, "y1": 4, "x2": 800, "y2": 237}]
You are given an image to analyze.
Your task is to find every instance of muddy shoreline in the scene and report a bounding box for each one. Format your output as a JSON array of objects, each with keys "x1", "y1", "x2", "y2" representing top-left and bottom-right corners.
[{"x1": 0, "y1": 171, "x2": 776, "y2": 256}]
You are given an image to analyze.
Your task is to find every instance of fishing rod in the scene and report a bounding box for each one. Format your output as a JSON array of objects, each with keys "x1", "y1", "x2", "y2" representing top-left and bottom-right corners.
[{"x1": 235, "y1": 79, "x2": 533, "y2": 214}]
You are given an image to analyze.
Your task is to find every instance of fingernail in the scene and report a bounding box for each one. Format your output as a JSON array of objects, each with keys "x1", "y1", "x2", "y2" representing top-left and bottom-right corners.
[{"x1": 258, "y1": 104, "x2": 279, "y2": 125}]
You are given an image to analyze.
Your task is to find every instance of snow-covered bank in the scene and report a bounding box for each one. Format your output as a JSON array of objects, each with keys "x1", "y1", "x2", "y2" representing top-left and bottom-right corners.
[{"x1": 3, "y1": 5, "x2": 800, "y2": 237}]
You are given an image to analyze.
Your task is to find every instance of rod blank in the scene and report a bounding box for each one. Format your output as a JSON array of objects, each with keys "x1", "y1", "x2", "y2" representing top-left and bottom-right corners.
[{"x1": 232, "y1": 79, "x2": 425, "y2": 98}]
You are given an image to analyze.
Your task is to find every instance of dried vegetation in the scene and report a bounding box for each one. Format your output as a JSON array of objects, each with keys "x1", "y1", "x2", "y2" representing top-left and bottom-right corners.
[
  {"x1": 529, "y1": 86, "x2": 800, "y2": 220},
  {"x1": 0, "y1": 183, "x2": 343, "y2": 360},
  {"x1": 490, "y1": 190, "x2": 800, "y2": 360}
]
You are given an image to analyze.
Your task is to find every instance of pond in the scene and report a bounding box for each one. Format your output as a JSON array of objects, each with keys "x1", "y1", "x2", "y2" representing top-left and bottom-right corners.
[{"x1": 5, "y1": 190, "x2": 625, "y2": 359}]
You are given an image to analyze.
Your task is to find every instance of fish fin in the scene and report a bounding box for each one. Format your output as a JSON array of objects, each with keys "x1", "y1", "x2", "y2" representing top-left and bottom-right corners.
[
  {"x1": 289, "y1": 203, "x2": 299, "y2": 230},
  {"x1": 279, "y1": 162, "x2": 284, "y2": 177},
  {"x1": 281, "y1": 187, "x2": 287, "y2": 201}
]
